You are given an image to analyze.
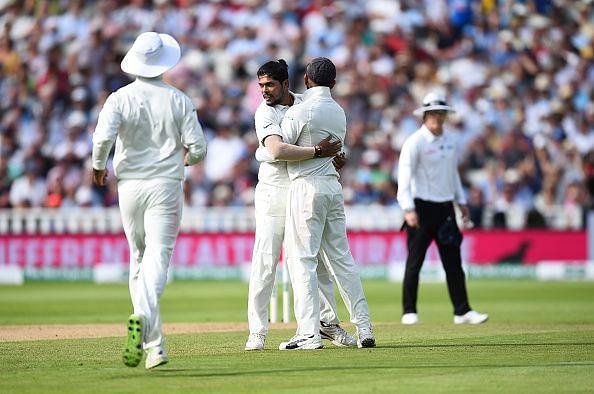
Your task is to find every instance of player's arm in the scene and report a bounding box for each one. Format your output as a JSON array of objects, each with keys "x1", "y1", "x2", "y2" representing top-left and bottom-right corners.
[
  {"x1": 396, "y1": 138, "x2": 419, "y2": 227},
  {"x1": 181, "y1": 104, "x2": 207, "y2": 166},
  {"x1": 92, "y1": 94, "x2": 119, "y2": 186},
  {"x1": 263, "y1": 135, "x2": 341, "y2": 160}
]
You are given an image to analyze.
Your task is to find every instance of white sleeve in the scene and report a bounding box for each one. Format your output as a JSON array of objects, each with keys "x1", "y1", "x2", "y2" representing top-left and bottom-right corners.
[
  {"x1": 280, "y1": 107, "x2": 305, "y2": 145},
  {"x1": 255, "y1": 146, "x2": 274, "y2": 162},
  {"x1": 181, "y1": 96, "x2": 207, "y2": 165},
  {"x1": 396, "y1": 137, "x2": 417, "y2": 211},
  {"x1": 92, "y1": 94, "x2": 120, "y2": 170},
  {"x1": 255, "y1": 106, "x2": 282, "y2": 144}
]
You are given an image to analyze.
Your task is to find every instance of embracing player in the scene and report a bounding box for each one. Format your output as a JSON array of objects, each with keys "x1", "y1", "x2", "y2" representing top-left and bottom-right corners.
[{"x1": 245, "y1": 59, "x2": 355, "y2": 351}]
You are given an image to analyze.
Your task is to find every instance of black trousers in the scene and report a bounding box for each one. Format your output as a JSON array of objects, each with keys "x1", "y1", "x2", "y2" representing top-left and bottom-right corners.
[{"x1": 402, "y1": 199, "x2": 471, "y2": 316}]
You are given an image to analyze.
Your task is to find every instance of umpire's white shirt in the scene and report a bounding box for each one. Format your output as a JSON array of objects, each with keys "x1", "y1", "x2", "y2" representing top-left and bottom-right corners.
[
  {"x1": 254, "y1": 92, "x2": 302, "y2": 187},
  {"x1": 397, "y1": 125, "x2": 466, "y2": 211},
  {"x1": 92, "y1": 77, "x2": 206, "y2": 179},
  {"x1": 281, "y1": 86, "x2": 343, "y2": 180}
]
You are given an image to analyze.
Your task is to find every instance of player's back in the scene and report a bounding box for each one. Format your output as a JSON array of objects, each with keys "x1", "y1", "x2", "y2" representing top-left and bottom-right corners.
[{"x1": 109, "y1": 78, "x2": 193, "y2": 180}]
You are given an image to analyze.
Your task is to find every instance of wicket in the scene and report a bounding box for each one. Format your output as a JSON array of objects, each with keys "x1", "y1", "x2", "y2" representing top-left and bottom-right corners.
[{"x1": 270, "y1": 260, "x2": 291, "y2": 323}]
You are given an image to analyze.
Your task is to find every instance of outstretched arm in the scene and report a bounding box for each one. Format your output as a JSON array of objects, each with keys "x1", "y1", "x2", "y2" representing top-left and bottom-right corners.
[{"x1": 263, "y1": 135, "x2": 341, "y2": 161}]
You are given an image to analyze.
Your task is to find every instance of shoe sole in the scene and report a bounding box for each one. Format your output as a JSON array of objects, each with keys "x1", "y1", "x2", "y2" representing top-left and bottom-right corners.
[
  {"x1": 244, "y1": 345, "x2": 264, "y2": 351},
  {"x1": 146, "y1": 357, "x2": 168, "y2": 370},
  {"x1": 321, "y1": 331, "x2": 355, "y2": 347},
  {"x1": 279, "y1": 342, "x2": 324, "y2": 350},
  {"x1": 454, "y1": 316, "x2": 489, "y2": 325},
  {"x1": 358, "y1": 338, "x2": 376, "y2": 348},
  {"x1": 123, "y1": 314, "x2": 143, "y2": 367}
]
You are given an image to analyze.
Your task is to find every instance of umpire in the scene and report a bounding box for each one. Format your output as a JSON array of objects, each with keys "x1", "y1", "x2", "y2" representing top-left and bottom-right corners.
[{"x1": 397, "y1": 91, "x2": 488, "y2": 325}]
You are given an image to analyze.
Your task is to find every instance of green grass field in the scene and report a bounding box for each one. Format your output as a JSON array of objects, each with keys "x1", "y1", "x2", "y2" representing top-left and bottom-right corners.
[{"x1": 1, "y1": 280, "x2": 593, "y2": 393}]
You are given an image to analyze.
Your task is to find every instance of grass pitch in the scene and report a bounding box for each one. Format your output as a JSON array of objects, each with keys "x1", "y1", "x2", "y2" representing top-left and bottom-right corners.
[{"x1": 0, "y1": 280, "x2": 593, "y2": 393}]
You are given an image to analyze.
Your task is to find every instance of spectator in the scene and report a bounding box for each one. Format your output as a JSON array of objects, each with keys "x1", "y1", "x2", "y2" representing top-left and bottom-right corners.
[{"x1": 0, "y1": 0, "x2": 591, "y2": 232}]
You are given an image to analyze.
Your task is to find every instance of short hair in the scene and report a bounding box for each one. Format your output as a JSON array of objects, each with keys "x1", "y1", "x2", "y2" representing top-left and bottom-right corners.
[
  {"x1": 257, "y1": 59, "x2": 289, "y2": 83},
  {"x1": 305, "y1": 57, "x2": 336, "y2": 87}
]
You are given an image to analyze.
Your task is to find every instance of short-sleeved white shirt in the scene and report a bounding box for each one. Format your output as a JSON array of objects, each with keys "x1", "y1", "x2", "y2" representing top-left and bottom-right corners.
[
  {"x1": 254, "y1": 92, "x2": 302, "y2": 187},
  {"x1": 280, "y1": 86, "x2": 344, "y2": 181}
]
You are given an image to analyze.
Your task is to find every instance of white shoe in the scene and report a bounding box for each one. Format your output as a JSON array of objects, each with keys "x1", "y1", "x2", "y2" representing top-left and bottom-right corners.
[
  {"x1": 145, "y1": 347, "x2": 168, "y2": 369},
  {"x1": 320, "y1": 321, "x2": 357, "y2": 347},
  {"x1": 279, "y1": 334, "x2": 323, "y2": 350},
  {"x1": 356, "y1": 326, "x2": 376, "y2": 348},
  {"x1": 401, "y1": 313, "x2": 419, "y2": 325},
  {"x1": 454, "y1": 310, "x2": 488, "y2": 325},
  {"x1": 244, "y1": 333, "x2": 266, "y2": 351}
]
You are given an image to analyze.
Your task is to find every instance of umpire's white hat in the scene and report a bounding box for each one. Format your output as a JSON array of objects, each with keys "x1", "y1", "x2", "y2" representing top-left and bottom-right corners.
[
  {"x1": 413, "y1": 91, "x2": 456, "y2": 116},
  {"x1": 121, "y1": 32, "x2": 180, "y2": 78}
]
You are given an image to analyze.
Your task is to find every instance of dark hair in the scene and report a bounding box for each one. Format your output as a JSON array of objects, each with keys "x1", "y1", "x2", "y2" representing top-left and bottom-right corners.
[
  {"x1": 305, "y1": 57, "x2": 336, "y2": 87},
  {"x1": 257, "y1": 59, "x2": 289, "y2": 83}
]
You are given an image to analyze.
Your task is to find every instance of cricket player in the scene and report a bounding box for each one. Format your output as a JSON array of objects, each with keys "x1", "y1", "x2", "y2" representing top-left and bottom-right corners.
[
  {"x1": 245, "y1": 59, "x2": 357, "y2": 351},
  {"x1": 266, "y1": 57, "x2": 376, "y2": 350},
  {"x1": 92, "y1": 32, "x2": 207, "y2": 369}
]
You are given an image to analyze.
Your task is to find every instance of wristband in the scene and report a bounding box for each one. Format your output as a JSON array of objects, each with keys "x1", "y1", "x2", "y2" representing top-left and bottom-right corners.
[{"x1": 314, "y1": 145, "x2": 322, "y2": 158}]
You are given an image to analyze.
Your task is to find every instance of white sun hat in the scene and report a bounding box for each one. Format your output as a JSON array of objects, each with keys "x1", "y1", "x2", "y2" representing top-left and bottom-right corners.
[
  {"x1": 121, "y1": 32, "x2": 181, "y2": 78},
  {"x1": 413, "y1": 91, "x2": 456, "y2": 116}
]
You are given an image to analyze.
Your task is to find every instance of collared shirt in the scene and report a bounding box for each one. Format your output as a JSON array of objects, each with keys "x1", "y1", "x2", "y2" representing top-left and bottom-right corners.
[
  {"x1": 254, "y1": 92, "x2": 302, "y2": 187},
  {"x1": 92, "y1": 77, "x2": 206, "y2": 181},
  {"x1": 397, "y1": 124, "x2": 466, "y2": 211},
  {"x1": 281, "y1": 86, "x2": 344, "y2": 181}
]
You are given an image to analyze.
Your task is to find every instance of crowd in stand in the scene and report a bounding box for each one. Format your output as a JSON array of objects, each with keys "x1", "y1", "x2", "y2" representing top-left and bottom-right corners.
[{"x1": 0, "y1": 0, "x2": 593, "y2": 230}]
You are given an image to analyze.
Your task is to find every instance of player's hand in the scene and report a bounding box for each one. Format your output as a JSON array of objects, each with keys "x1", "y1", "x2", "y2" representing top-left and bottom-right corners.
[
  {"x1": 316, "y1": 136, "x2": 342, "y2": 157},
  {"x1": 332, "y1": 152, "x2": 347, "y2": 170},
  {"x1": 458, "y1": 204, "x2": 474, "y2": 229},
  {"x1": 92, "y1": 168, "x2": 108, "y2": 186},
  {"x1": 404, "y1": 210, "x2": 419, "y2": 228}
]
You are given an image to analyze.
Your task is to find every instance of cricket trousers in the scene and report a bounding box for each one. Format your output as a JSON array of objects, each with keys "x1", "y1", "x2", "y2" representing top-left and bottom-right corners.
[
  {"x1": 247, "y1": 182, "x2": 339, "y2": 336},
  {"x1": 403, "y1": 199, "x2": 471, "y2": 316},
  {"x1": 118, "y1": 178, "x2": 183, "y2": 350},
  {"x1": 285, "y1": 176, "x2": 372, "y2": 337}
]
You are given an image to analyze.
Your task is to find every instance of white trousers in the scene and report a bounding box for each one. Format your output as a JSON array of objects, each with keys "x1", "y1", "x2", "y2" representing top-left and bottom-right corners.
[
  {"x1": 247, "y1": 182, "x2": 339, "y2": 335},
  {"x1": 118, "y1": 178, "x2": 182, "y2": 350},
  {"x1": 285, "y1": 177, "x2": 372, "y2": 337}
]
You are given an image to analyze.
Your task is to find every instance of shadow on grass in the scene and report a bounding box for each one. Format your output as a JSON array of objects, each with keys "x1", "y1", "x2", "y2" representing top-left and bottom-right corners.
[
  {"x1": 136, "y1": 361, "x2": 594, "y2": 378},
  {"x1": 380, "y1": 342, "x2": 594, "y2": 349}
]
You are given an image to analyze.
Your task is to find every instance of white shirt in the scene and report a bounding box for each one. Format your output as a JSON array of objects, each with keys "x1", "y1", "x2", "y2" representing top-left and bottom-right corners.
[
  {"x1": 254, "y1": 92, "x2": 302, "y2": 187},
  {"x1": 281, "y1": 86, "x2": 344, "y2": 181},
  {"x1": 92, "y1": 77, "x2": 206, "y2": 181},
  {"x1": 397, "y1": 125, "x2": 466, "y2": 211}
]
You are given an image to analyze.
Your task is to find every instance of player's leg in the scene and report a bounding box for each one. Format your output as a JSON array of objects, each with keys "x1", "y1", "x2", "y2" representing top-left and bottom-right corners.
[
  {"x1": 118, "y1": 179, "x2": 146, "y2": 367},
  {"x1": 319, "y1": 185, "x2": 374, "y2": 347},
  {"x1": 281, "y1": 179, "x2": 326, "y2": 349},
  {"x1": 136, "y1": 179, "x2": 182, "y2": 367},
  {"x1": 246, "y1": 184, "x2": 287, "y2": 350},
  {"x1": 402, "y1": 220, "x2": 433, "y2": 317},
  {"x1": 317, "y1": 258, "x2": 339, "y2": 325},
  {"x1": 118, "y1": 180, "x2": 146, "y2": 308},
  {"x1": 317, "y1": 253, "x2": 357, "y2": 347}
]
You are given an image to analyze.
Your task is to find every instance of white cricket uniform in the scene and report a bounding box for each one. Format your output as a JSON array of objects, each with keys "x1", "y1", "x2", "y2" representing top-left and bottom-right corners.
[
  {"x1": 92, "y1": 77, "x2": 206, "y2": 351},
  {"x1": 281, "y1": 86, "x2": 372, "y2": 337},
  {"x1": 248, "y1": 92, "x2": 340, "y2": 336}
]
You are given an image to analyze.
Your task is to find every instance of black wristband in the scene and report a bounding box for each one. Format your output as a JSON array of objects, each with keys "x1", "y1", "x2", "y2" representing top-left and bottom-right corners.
[{"x1": 314, "y1": 145, "x2": 322, "y2": 158}]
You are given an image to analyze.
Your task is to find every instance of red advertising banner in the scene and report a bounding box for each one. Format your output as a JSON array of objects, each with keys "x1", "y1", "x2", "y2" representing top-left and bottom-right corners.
[{"x1": 0, "y1": 230, "x2": 587, "y2": 268}]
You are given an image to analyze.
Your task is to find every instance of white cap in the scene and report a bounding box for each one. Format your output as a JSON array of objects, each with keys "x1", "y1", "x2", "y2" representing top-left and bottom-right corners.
[
  {"x1": 121, "y1": 32, "x2": 181, "y2": 78},
  {"x1": 413, "y1": 91, "x2": 456, "y2": 116}
]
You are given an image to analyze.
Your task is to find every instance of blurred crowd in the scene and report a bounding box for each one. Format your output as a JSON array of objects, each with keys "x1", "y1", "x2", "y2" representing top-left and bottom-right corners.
[{"x1": 0, "y1": 0, "x2": 593, "y2": 230}]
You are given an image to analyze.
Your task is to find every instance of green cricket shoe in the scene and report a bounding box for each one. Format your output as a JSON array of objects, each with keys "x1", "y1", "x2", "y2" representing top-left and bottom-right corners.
[{"x1": 122, "y1": 314, "x2": 143, "y2": 367}]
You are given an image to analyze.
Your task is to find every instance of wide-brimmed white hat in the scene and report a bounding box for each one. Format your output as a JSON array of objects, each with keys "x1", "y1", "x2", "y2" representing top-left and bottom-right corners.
[
  {"x1": 413, "y1": 91, "x2": 456, "y2": 116},
  {"x1": 121, "y1": 32, "x2": 180, "y2": 78}
]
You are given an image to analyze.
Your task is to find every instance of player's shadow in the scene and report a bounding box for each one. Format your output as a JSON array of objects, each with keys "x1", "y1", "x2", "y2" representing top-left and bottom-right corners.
[{"x1": 145, "y1": 360, "x2": 594, "y2": 378}]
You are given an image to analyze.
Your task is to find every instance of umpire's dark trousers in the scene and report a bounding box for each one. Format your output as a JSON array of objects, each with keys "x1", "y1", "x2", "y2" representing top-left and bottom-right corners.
[{"x1": 402, "y1": 199, "x2": 471, "y2": 316}]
